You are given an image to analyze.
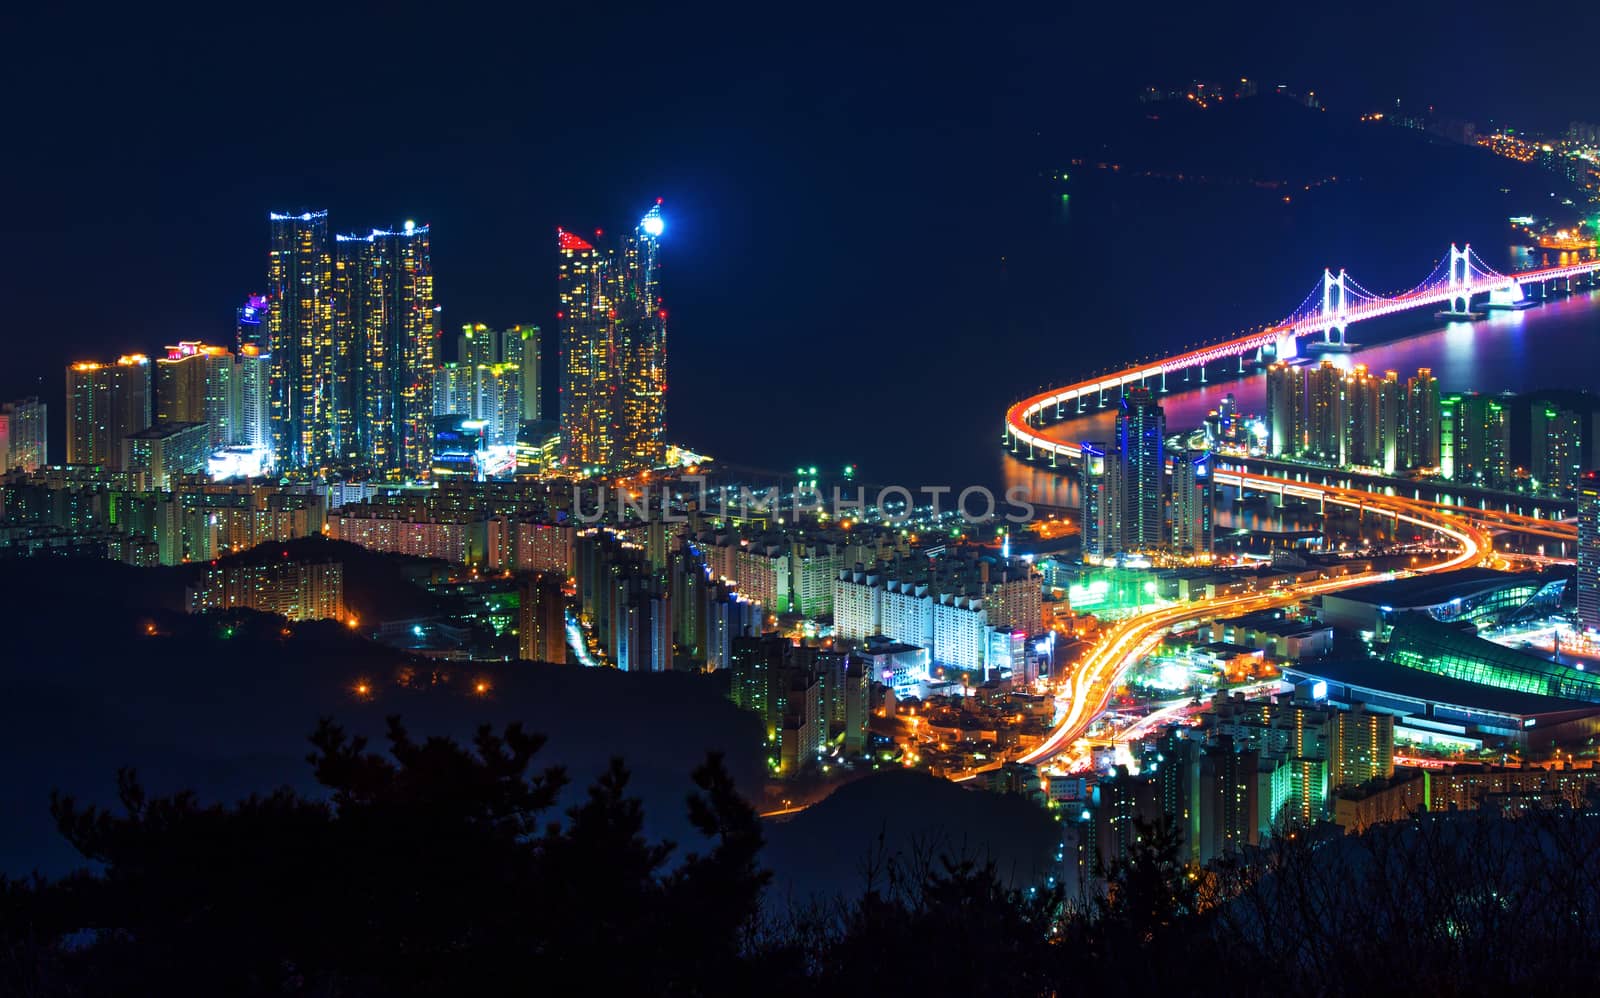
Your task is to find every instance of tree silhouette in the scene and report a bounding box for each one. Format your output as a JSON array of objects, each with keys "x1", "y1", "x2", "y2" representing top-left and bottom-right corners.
[
  {"x1": 11, "y1": 727, "x2": 1600, "y2": 996},
  {"x1": 5, "y1": 717, "x2": 767, "y2": 997}
]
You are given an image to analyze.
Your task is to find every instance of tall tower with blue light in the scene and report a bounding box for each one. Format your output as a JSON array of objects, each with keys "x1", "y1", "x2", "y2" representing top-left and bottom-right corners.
[{"x1": 559, "y1": 200, "x2": 667, "y2": 474}]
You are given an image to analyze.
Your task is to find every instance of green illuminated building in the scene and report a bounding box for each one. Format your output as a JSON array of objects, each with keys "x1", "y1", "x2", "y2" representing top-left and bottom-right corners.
[
  {"x1": 1530, "y1": 401, "x2": 1583, "y2": 496},
  {"x1": 1387, "y1": 613, "x2": 1600, "y2": 703},
  {"x1": 1439, "y1": 391, "x2": 1510, "y2": 488}
]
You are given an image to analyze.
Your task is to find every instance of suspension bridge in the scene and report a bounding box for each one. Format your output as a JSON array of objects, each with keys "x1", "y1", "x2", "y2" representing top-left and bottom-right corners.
[{"x1": 1004, "y1": 246, "x2": 1600, "y2": 457}]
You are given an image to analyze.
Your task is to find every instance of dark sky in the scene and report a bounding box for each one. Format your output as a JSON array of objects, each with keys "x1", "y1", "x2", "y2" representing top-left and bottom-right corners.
[{"x1": 4, "y1": 2, "x2": 1597, "y2": 470}]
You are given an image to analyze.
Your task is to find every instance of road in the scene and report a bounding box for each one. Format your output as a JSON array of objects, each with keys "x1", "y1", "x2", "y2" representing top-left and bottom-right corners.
[{"x1": 1016, "y1": 486, "x2": 1493, "y2": 767}]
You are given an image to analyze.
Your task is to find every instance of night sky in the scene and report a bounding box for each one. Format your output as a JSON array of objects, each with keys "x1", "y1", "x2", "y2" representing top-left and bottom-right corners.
[{"x1": 5, "y1": 3, "x2": 1598, "y2": 474}]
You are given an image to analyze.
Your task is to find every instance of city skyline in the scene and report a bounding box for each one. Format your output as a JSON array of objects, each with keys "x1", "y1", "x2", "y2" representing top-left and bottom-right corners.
[
  {"x1": 7, "y1": 9, "x2": 1600, "y2": 991},
  {"x1": 9, "y1": 6, "x2": 1600, "y2": 488}
]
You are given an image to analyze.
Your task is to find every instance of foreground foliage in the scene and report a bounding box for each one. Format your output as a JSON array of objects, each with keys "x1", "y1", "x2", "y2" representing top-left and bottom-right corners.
[{"x1": 4, "y1": 720, "x2": 1600, "y2": 996}]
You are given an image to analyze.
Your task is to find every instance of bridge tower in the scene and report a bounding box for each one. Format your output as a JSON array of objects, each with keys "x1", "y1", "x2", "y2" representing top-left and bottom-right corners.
[
  {"x1": 1447, "y1": 243, "x2": 1473, "y2": 314},
  {"x1": 1321, "y1": 267, "x2": 1349, "y2": 345}
]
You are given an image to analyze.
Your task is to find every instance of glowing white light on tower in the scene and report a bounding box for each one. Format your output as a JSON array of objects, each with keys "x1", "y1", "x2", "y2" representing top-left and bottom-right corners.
[{"x1": 642, "y1": 210, "x2": 664, "y2": 237}]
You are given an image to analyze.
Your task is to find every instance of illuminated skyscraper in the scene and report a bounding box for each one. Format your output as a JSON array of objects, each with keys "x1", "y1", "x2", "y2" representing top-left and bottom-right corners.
[
  {"x1": 124, "y1": 421, "x2": 209, "y2": 490},
  {"x1": 475, "y1": 363, "x2": 522, "y2": 446},
  {"x1": 1265, "y1": 362, "x2": 1304, "y2": 457},
  {"x1": 558, "y1": 228, "x2": 607, "y2": 469},
  {"x1": 1117, "y1": 387, "x2": 1166, "y2": 551},
  {"x1": 156, "y1": 341, "x2": 237, "y2": 450},
  {"x1": 458, "y1": 323, "x2": 496, "y2": 389},
  {"x1": 1304, "y1": 360, "x2": 1345, "y2": 464},
  {"x1": 501, "y1": 324, "x2": 543, "y2": 422},
  {"x1": 1170, "y1": 448, "x2": 1214, "y2": 555},
  {"x1": 1079, "y1": 441, "x2": 1117, "y2": 559},
  {"x1": 559, "y1": 202, "x2": 667, "y2": 473},
  {"x1": 267, "y1": 210, "x2": 333, "y2": 469},
  {"x1": 332, "y1": 222, "x2": 436, "y2": 477},
  {"x1": 1401, "y1": 367, "x2": 1440, "y2": 471},
  {"x1": 613, "y1": 204, "x2": 667, "y2": 469},
  {"x1": 1376, "y1": 369, "x2": 1403, "y2": 474},
  {"x1": 236, "y1": 293, "x2": 270, "y2": 351},
  {"x1": 433, "y1": 362, "x2": 473, "y2": 416},
  {"x1": 236, "y1": 345, "x2": 272, "y2": 455},
  {"x1": 66, "y1": 355, "x2": 151, "y2": 469},
  {"x1": 1532, "y1": 401, "x2": 1583, "y2": 496},
  {"x1": 0, "y1": 398, "x2": 47, "y2": 473},
  {"x1": 1440, "y1": 391, "x2": 1510, "y2": 488},
  {"x1": 519, "y1": 571, "x2": 569, "y2": 664},
  {"x1": 1579, "y1": 471, "x2": 1600, "y2": 633},
  {"x1": 448, "y1": 324, "x2": 535, "y2": 448},
  {"x1": 1344, "y1": 364, "x2": 1380, "y2": 468}
]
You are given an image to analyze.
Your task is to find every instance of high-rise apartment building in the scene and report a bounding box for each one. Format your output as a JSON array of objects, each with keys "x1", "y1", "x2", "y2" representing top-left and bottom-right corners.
[
  {"x1": 1580, "y1": 471, "x2": 1600, "y2": 633},
  {"x1": 332, "y1": 222, "x2": 436, "y2": 477},
  {"x1": 1532, "y1": 401, "x2": 1583, "y2": 496},
  {"x1": 433, "y1": 363, "x2": 473, "y2": 417},
  {"x1": 236, "y1": 345, "x2": 272, "y2": 455},
  {"x1": 1304, "y1": 360, "x2": 1346, "y2": 464},
  {"x1": 1401, "y1": 367, "x2": 1440, "y2": 471},
  {"x1": 1078, "y1": 441, "x2": 1113, "y2": 559},
  {"x1": 1440, "y1": 391, "x2": 1510, "y2": 488},
  {"x1": 1343, "y1": 364, "x2": 1380, "y2": 468},
  {"x1": 1117, "y1": 387, "x2": 1166, "y2": 550},
  {"x1": 559, "y1": 203, "x2": 667, "y2": 473},
  {"x1": 123, "y1": 421, "x2": 210, "y2": 490},
  {"x1": 156, "y1": 341, "x2": 238, "y2": 450},
  {"x1": 186, "y1": 557, "x2": 345, "y2": 622},
  {"x1": 475, "y1": 363, "x2": 523, "y2": 446},
  {"x1": 519, "y1": 571, "x2": 569, "y2": 664},
  {"x1": 0, "y1": 398, "x2": 47, "y2": 473},
  {"x1": 267, "y1": 211, "x2": 334, "y2": 469},
  {"x1": 503, "y1": 324, "x2": 543, "y2": 422},
  {"x1": 454, "y1": 323, "x2": 541, "y2": 432},
  {"x1": 1265, "y1": 361, "x2": 1304, "y2": 457},
  {"x1": 1170, "y1": 448, "x2": 1214, "y2": 555},
  {"x1": 458, "y1": 323, "x2": 497, "y2": 382},
  {"x1": 1376, "y1": 369, "x2": 1403, "y2": 474},
  {"x1": 66, "y1": 355, "x2": 151, "y2": 469}
]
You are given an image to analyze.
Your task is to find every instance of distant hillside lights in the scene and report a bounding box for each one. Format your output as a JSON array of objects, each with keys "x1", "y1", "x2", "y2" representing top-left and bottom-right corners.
[{"x1": 186, "y1": 555, "x2": 345, "y2": 623}]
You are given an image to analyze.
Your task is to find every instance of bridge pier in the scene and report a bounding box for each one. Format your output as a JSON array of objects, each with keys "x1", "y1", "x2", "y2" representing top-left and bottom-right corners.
[{"x1": 1199, "y1": 365, "x2": 1207, "y2": 383}]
